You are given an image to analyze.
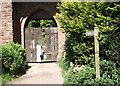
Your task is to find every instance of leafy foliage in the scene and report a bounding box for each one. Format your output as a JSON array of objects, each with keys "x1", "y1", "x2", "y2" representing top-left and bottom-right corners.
[
  {"x1": 28, "y1": 20, "x2": 55, "y2": 28},
  {"x1": 59, "y1": 57, "x2": 70, "y2": 72},
  {"x1": 28, "y1": 20, "x2": 40, "y2": 27},
  {"x1": 2, "y1": 73, "x2": 16, "y2": 84},
  {"x1": 57, "y1": 2, "x2": 120, "y2": 85},
  {"x1": 1, "y1": 42, "x2": 27, "y2": 76},
  {"x1": 63, "y1": 60, "x2": 120, "y2": 86},
  {"x1": 40, "y1": 20, "x2": 55, "y2": 28},
  {"x1": 64, "y1": 66, "x2": 95, "y2": 85},
  {"x1": 56, "y1": 2, "x2": 120, "y2": 66},
  {"x1": 100, "y1": 28, "x2": 120, "y2": 66}
]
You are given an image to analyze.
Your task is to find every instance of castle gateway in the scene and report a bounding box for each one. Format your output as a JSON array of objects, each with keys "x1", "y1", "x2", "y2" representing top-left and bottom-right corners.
[{"x1": 0, "y1": 1, "x2": 65, "y2": 62}]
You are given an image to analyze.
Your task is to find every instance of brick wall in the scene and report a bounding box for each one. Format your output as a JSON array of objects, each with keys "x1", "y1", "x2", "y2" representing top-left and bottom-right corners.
[{"x1": 0, "y1": 1, "x2": 13, "y2": 44}]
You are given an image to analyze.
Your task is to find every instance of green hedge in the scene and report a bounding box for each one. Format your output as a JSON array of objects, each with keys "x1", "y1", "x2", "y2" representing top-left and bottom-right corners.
[
  {"x1": 57, "y1": 2, "x2": 120, "y2": 85},
  {"x1": 56, "y1": 2, "x2": 120, "y2": 66},
  {"x1": 61, "y1": 59, "x2": 120, "y2": 86},
  {"x1": 59, "y1": 57, "x2": 70, "y2": 72},
  {"x1": 1, "y1": 42, "x2": 27, "y2": 76},
  {"x1": 56, "y1": 1, "x2": 120, "y2": 68}
]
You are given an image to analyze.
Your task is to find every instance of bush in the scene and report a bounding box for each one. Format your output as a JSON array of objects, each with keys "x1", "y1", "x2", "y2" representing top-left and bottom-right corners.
[
  {"x1": 63, "y1": 60, "x2": 120, "y2": 86},
  {"x1": 57, "y1": 2, "x2": 120, "y2": 86},
  {"x1": 64, "y1": 66, "x2": 96, "y2": 85},
  {"x1": 59, "y1": 57, "x2": 70, "y2": 72},
  {"x1": 100, "y1": 28, "x2": 120, "y2": 67},
  {"x1": 1, "y1": 42, "x2": 27, "y2": 76},
  {"x1": 56, "y1": 2, "x2": 120, "y2": 66},
  {"x1": 2, "y1": 73, "x2": 16, "y2": 84}
]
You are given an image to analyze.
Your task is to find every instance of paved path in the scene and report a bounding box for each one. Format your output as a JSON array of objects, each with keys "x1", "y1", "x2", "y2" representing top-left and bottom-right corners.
[{"x1": 10, "y1": 62, "x2": 63, "y2": 84}]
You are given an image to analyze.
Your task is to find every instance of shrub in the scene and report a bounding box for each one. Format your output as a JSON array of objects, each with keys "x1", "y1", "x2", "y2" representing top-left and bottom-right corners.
[
  {"x1": 63, "y1": 69, "x2": 78, "y2": 85},
  {"x1": 59, "y1": 57, "x2": 70, "y2": 72},
  {"x1": 63, "y1": 60, "x2": 120, "y2": 86},
  {"x1": 57, "y1": 2, "x2": 120, "y2": 86},
  {"x1": 64, "y1": 66, "x2": 96, "y2": 85},
  {"x1": 56, "y1": 2, "x2": 120, "y2": 66},
  {"x1": 100, "y1": 28, "x2": 120, "y2": 67},
  {"x1": 2, "y1": 73, "x2": 16, "y2": 84},
  {"x1": 1, "y1": 42, "x2": 27, "y2": 76}
]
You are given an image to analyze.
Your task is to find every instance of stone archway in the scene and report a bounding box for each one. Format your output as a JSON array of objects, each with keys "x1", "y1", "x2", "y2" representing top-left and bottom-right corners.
[
  {"x1": 20, "y1": 4, "x2": 61, "y2": 62},
  {"x1": 20, "y1": 3, "x2": 58, "y2": 48},
  {"x1": 1, "y1": 2, "x2": 65, "y2": 62},
  {"x1": 12, "y1": 2, "x2": 65, "y2": 62}
]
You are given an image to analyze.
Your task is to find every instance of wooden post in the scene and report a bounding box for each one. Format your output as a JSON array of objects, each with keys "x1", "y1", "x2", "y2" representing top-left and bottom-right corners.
[{"x1": 94, "y1": 27, "x2": 100, "y2": 79}]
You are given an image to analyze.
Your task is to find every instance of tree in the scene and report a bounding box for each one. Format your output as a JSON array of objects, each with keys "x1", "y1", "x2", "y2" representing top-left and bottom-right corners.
[{"x1": 28, "y1": 20, "x2": 55, "y2": 28}]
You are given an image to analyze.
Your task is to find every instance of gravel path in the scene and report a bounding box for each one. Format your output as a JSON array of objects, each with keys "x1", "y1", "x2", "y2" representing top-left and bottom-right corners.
[{"x1": 9, "y1": 62, "x2": 63, "y2": 84}]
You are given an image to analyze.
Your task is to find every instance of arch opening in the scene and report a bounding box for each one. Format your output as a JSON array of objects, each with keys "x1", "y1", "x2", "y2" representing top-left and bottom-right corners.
[{"x1": 21, "y1": 8, "x2": 59, "y2": 62}]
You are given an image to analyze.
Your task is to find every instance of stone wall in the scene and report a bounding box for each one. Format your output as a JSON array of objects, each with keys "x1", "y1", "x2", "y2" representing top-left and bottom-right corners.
[
  {"x1": 57, "y1": 29, "x2": 65, "y2": 62},
  {"x1": 0, "y1": 1, "x2": 13, "y2": 44}
]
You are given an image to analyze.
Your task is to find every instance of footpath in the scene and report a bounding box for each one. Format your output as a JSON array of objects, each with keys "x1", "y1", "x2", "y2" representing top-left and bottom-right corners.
[{"x1": 9, "y1": 62, "x2": 63, "y2": 84}]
